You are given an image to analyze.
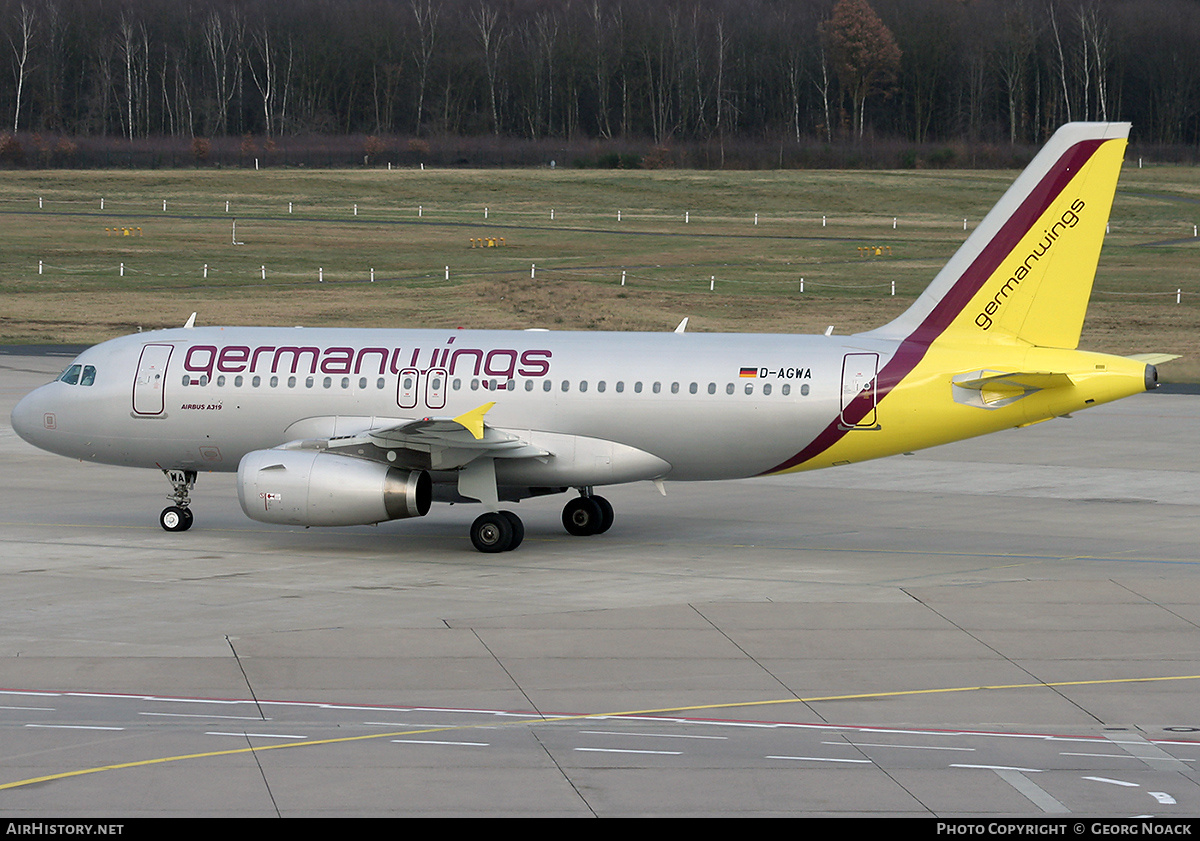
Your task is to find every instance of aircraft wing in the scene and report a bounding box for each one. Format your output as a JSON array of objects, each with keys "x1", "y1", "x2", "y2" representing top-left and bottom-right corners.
[{"x1": 279, "y1": 402, "x2": 551, "y2": 471}]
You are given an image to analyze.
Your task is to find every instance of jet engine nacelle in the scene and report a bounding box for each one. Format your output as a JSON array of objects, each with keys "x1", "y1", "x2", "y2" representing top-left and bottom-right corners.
[{"x1": 237, "y1": 449, "x2": 431, "y2": 526}]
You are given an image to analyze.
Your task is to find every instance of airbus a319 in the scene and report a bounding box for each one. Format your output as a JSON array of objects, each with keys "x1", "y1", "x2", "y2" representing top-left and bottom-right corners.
[{"x1": 11, "y1": 122, "x2": 1168, "y2": 552}]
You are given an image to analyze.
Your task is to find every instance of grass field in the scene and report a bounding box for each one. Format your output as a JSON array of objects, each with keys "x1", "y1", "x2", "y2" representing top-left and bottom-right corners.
[{"x1": 2, "y1": 162, "x2": 1198, "y2": 379}]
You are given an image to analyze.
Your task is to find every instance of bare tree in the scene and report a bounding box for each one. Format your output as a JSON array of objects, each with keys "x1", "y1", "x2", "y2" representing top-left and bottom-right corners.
[
  {"x1": 410, "y1": 0, "x2": 439, "y2": 135},
  {"x1": 998, "y1": 5, "x2": 1035, "y2": 143},
  {"x1": 1079, "y1": 2, "x2": 1111, "y2": 122},
  {"x1": 116, "y1": 11, "x2": 146, "y2": 139},
  {"x1": 204, "y1": 8, "x2": 243, "y2": 137},
  {"x1": 1049, "y1": 1, "x2": 1072, "y2": 124},
  {"x1": 473, "y1": 2, "x2": 505, "y2": 134},
  {"x1": 8, "y1": 1, "x2": 36, "y2": 133}
]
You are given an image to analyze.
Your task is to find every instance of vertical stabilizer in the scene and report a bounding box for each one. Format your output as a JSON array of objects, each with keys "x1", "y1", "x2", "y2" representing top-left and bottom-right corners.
[{"x1": 863, "y1": 122, "x2": 1129, "y2": 349}]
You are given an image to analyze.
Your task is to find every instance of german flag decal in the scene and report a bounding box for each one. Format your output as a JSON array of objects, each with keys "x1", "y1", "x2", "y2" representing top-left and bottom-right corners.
[{"x1": 739, "y1": 367, "x2": 757, "y2": 378}]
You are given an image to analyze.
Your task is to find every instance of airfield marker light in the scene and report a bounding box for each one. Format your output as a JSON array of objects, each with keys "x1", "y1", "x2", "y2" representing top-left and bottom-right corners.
[
  {"x1": 120, "y1": 263, "x2": 124, "y2": 277},
  {"x1": 38, "y1": 260, "x2": 42, "y2": 275},
  {"x1": 893, "y1": 217, "x2": 897, "y2": 229},
  {"x1": 371, "y1": 268, "x2": 375, "y2": 282},
  {"x1": 822, "y1": 216, "x2": 826, "y2": 227},
  {"x1": 964, "y1": 218, "x2": 968, "y2": 230},
  {"x1": 617, "y1": 210, "x2": 621, "y2": 222},
  {"x1": 485, "y1": 207, "x2": 489, "y2": 219},
  {"x1": 755, "y1": 213, "x2": 758, "y2": 225},
  {"x1": 891, "y1": 280, "x2": 896, "y2": 295},
  {"x1": 38, "y1": 196, "x2": 42, "y2": 208},
  {"x1": 1178, "y1": 289, "x2": 1182, "y2": 304},
  {"x1": 319, "y1": 268, "x2": 324, "y2": 283},
  {"x1": 226, "y1": 201, "x2": 230, "y2": 212},
  {"x1": 800, "y1": 277, "x2": 804, "y2": 293},
  {"x1": 685, "y1": 212, "x2": 689, "y2": 224},
  {"x1": 1194, "y1": 224, "x2": 1197, "y2": 237},
  {"x1": 531, "y1": 264, "x2": 536, "y2": 279},
  {"x1": 710, "y1": 276, "x2": 715, "y2": 291},
  {"x1": 204, "y1": 264, "x2": 208, "y2": 279},
  {"x1": 419, "y1": 206, "x2": 423, "y2": 217},
  {"x1": 163, "y1": 200, "x2": 167, "y2": 211},
  {"x1": 100, "y1": 198, "x2": 104, "y2": 210},
  {"x1": 289, "y1": 202, "x2": 293, "y2": 214},
  {"x1": 354, "y1": 204, "x2": 358, "y2": 216},
  {"x1": 551, "y1": 209, "x2": 555, "y2": 220},
  {"x1": 621, "y1": 270, "x2": 626, "y2": 286},
  {"x1": 445, "y1": 266, "x2": 449, "y2": 280},
  {"x1": 261, "y1": 265, "x2": 266, "y2": 280}
]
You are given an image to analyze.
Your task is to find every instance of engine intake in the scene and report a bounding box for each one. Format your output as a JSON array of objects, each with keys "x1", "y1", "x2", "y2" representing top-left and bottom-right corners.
[{"x1": 238, "y1": 449, "x2": 431, "y2": 526}]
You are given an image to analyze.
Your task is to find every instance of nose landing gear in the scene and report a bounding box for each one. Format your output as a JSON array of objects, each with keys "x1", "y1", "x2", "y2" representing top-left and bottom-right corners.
[{"x1": 159, "y1": 469, "x2": 196, "y2": 532}]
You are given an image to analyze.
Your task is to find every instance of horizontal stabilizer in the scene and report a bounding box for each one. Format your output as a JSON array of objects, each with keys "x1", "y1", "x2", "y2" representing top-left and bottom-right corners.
[
  {"x1": 952, "y1": 370, "x2": 1074, "y2": 408},
  {"x1": 1126, "y1": 352, "x2": 1181, "y2": 365}
]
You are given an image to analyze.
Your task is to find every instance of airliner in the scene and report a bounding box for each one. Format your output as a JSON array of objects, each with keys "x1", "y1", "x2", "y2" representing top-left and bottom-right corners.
[{"x1": 11, "y1": 122, "x2": 1167, "y2": 552}]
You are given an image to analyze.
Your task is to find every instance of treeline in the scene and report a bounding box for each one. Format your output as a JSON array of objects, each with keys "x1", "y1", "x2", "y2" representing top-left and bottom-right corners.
[{"x1": 2, "y1": 0, "x2": 1200, "y2": 164}]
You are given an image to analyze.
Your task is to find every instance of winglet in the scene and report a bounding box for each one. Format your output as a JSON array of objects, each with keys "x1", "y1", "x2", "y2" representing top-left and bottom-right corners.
[
  {"x1": 453, "y1": 402, "x2": 496, "y2": 440},
  {"x1": 183, "y1": 312, "x2": 197, "y2": 329},
  {"x1": 674, "y1": 318, "x2": 688, "y2": 333}
]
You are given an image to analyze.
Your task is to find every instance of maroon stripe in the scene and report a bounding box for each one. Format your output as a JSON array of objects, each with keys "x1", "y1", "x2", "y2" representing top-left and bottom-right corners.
[{"x1": 762, "y1": 138, "x2": 1106, "y2": 475}]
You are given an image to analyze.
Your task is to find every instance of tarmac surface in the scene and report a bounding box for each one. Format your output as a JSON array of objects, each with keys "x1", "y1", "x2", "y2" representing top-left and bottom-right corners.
[{"x1": 1, "y1": 349, "x2": 1198, "y2": 817}]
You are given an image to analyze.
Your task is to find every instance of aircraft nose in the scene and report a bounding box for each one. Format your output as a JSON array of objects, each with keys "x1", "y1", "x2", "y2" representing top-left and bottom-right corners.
[{"x1": 11, "y1": 386, "x2": 52, "y2": 447}]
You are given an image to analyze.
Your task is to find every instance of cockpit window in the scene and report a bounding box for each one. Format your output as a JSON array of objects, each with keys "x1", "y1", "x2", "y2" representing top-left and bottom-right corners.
[{"x1": 56, "y1": 363, "x2": 97, "y2": 386}]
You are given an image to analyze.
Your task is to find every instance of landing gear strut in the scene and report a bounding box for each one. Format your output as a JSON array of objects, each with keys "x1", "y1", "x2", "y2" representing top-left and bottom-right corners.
[
  {"x1": 160, "y1": 469, "x2": 196, "y2": 532},
  {"x1": 562, "y1": 490, "x2": 614, "y2": 536}
]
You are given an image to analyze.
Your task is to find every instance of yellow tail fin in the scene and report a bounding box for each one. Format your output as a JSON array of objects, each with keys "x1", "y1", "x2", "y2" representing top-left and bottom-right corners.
[{"x1": 866, "y1": 122, "x2": 1129, "y2": 350}]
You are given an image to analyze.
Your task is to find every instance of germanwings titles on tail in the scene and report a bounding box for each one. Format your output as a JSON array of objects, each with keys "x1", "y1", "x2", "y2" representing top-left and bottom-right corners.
[{"x1": 12, "y1": 123, "x2": 1163, "y2": 552}]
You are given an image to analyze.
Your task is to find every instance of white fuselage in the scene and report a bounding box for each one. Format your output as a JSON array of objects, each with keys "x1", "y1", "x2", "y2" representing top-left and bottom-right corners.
[{"x1": 11, "y1": 326, "x2": 890, "y2": 485}]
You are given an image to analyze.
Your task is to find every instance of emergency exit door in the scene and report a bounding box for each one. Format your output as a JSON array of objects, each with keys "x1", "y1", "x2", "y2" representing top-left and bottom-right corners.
[{"x1": 839, "y1": 352, "x2": 880, "y2": 429}]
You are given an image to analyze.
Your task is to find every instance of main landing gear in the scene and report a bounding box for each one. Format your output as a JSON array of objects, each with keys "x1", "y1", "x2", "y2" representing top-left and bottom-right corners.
[
  {"x1": 468, "y1": 489, "x2": 614, "y2": 553},
  {"x1": 159, "y1": 468, "x2": 196, "y2": 532},
  {"x1": 562, "y1": 492, "x2": 614, "y2": 536},
  {"x1": 470, "y1": 510, "x2": 525, "y2": 553}
]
